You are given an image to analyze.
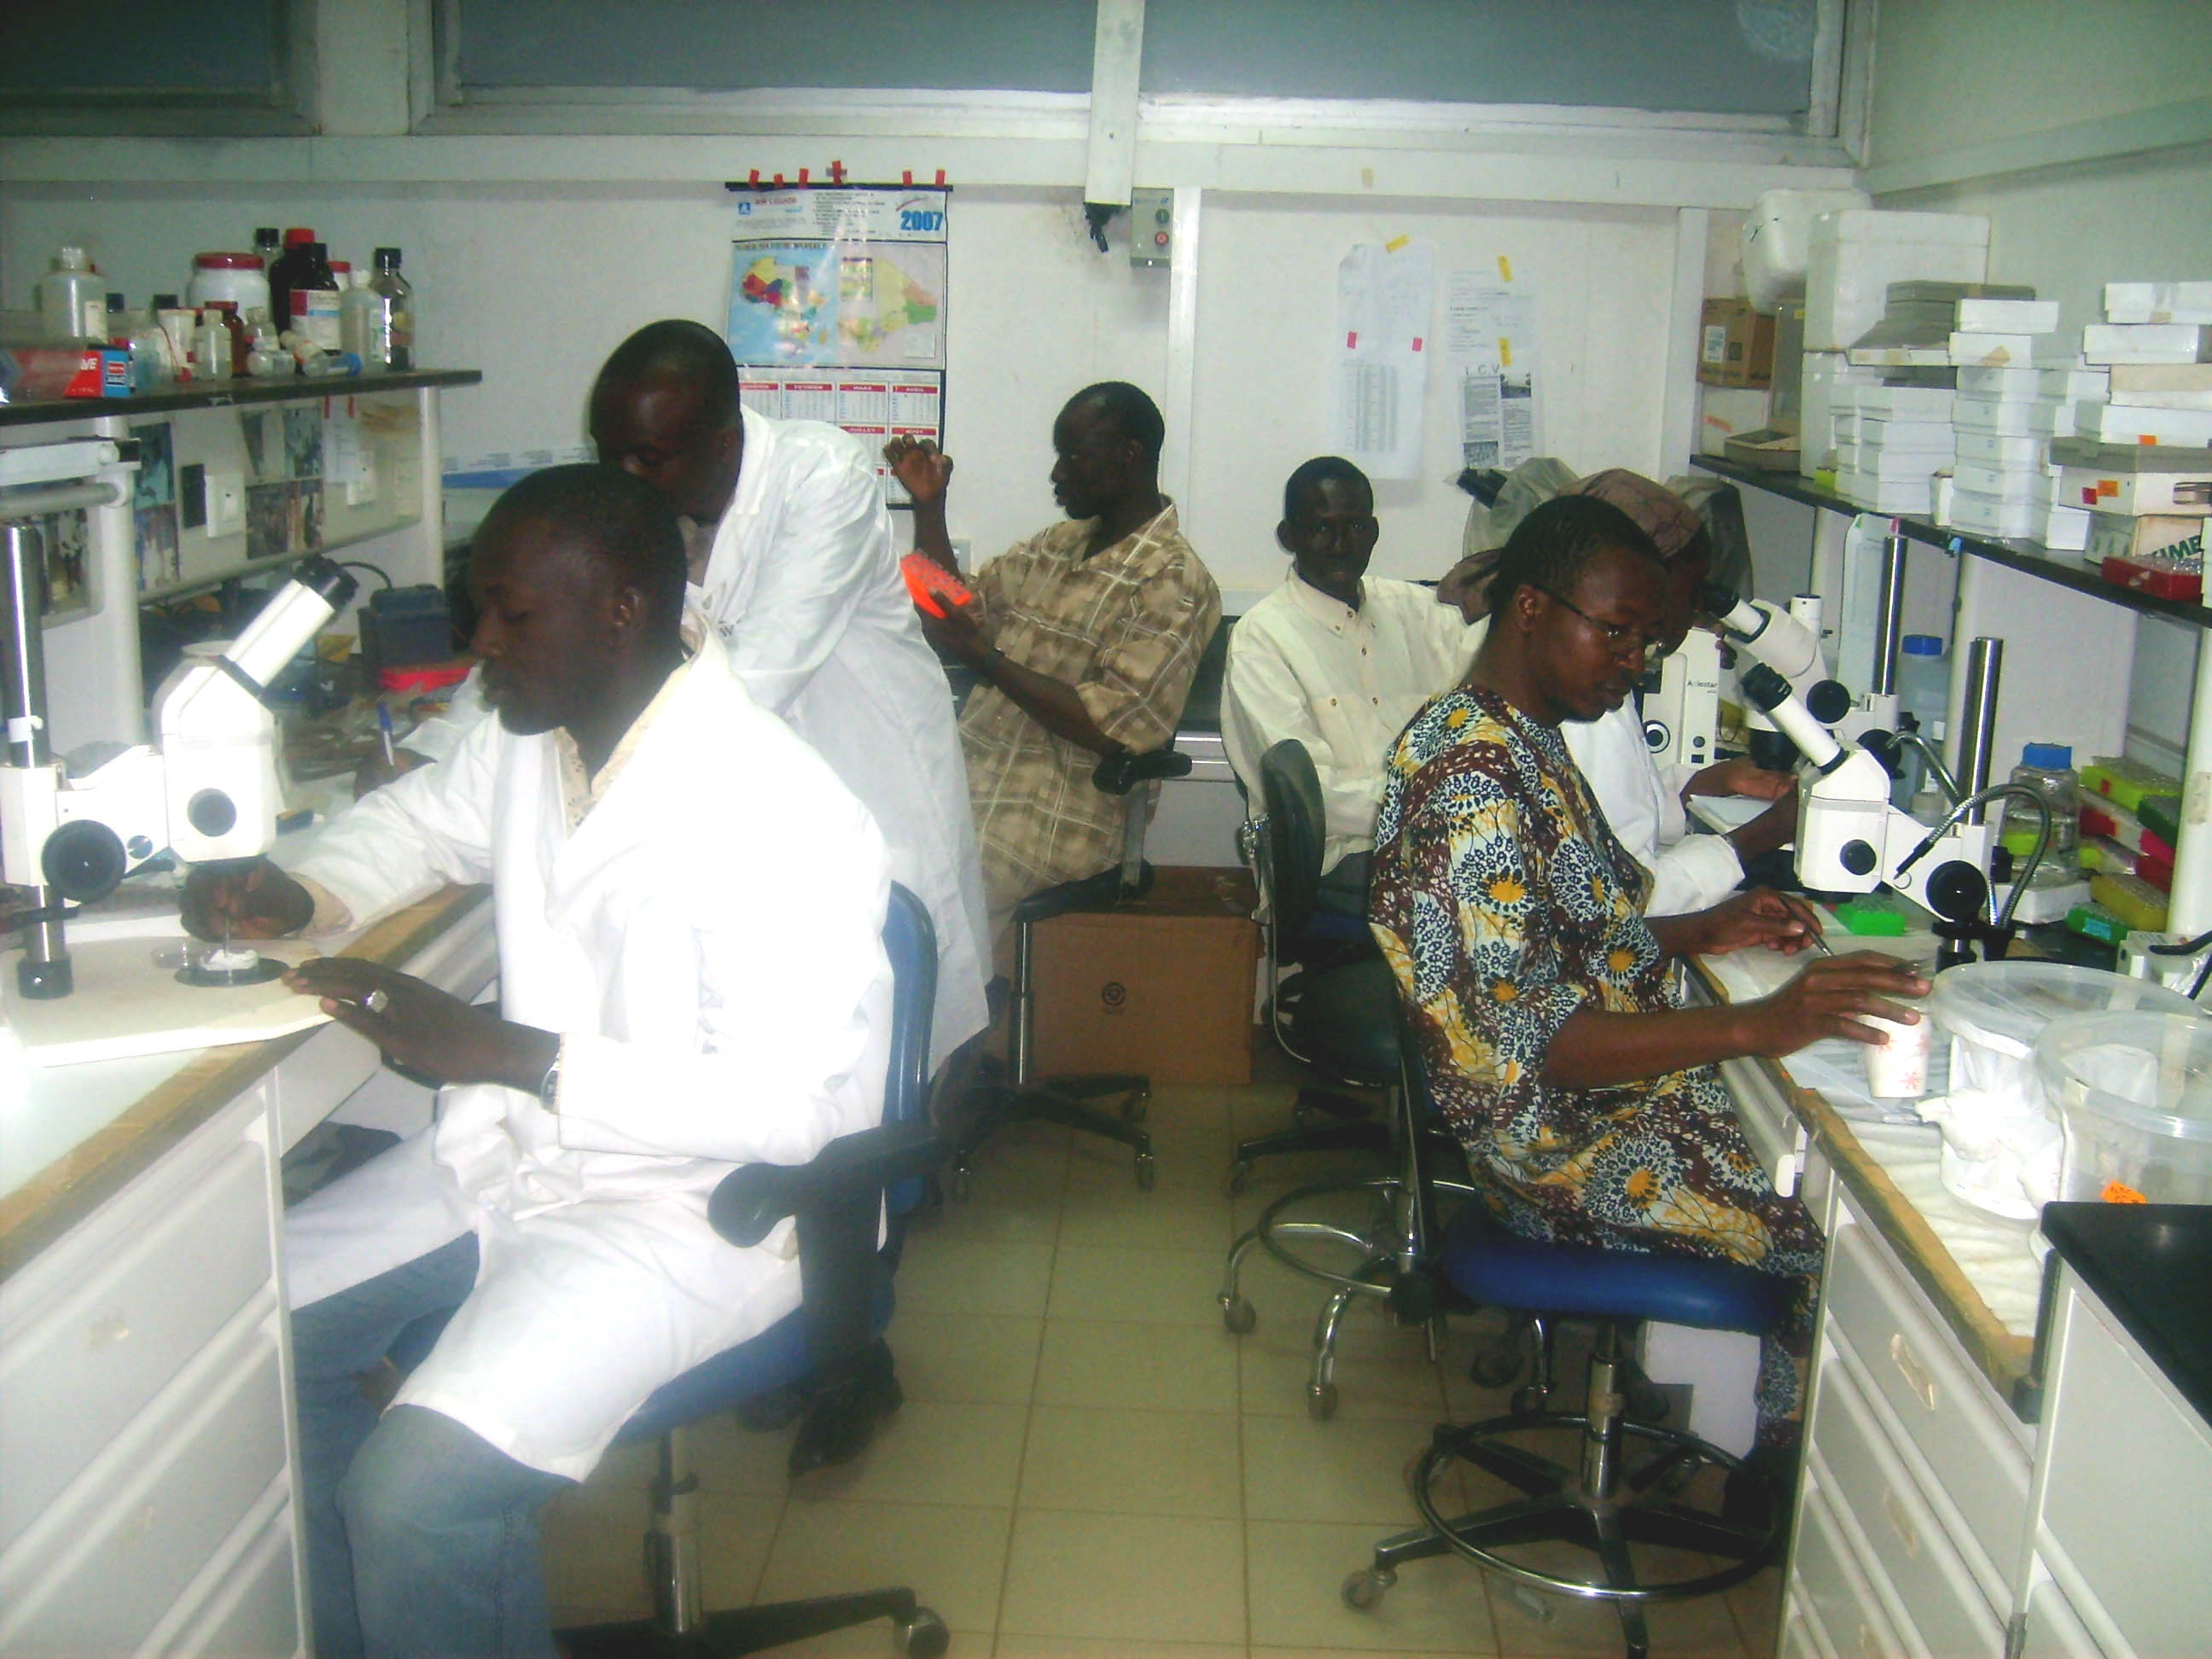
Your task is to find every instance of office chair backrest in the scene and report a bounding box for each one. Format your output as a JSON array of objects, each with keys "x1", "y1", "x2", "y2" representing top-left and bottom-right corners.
[
  {"x1": 1258, "y1": 739, "x2": 1329, "y2": 946},
  {"x1": 882, "y1": 881, "x2": 935, "y2": 1218}
]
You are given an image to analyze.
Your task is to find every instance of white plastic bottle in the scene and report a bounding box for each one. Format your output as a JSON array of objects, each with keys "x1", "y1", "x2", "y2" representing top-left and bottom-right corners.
[
  {"x1": 340, "y1": 267, "x2": 381, "y2": 366},
  {"x1": 38, "y1": 246, "x2": 105, "y2": 342},
  {"x1": 2004, "y1": 742, "x2": 2079, "y2": 888},
  {"x1": 1893, "y1": 633, "x2": 1947, "y2": 809}
]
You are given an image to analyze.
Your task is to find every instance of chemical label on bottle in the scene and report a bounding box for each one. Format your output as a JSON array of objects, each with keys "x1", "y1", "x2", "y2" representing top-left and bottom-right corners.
[
  {"x1": 387, "y1": 306, "x2": 414, "y2": 370},
  {"x1": 291, "y1": 288, "x2": 342, "y2": 352},
  {"x1": 82, "y1": 297, "x2": 108, "y2": 340}
]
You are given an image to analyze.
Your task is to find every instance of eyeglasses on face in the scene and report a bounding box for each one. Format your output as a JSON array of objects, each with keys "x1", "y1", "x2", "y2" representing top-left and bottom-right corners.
[{"x1": 1530, "y1": 585, "x2": 1661, "y2": 662}]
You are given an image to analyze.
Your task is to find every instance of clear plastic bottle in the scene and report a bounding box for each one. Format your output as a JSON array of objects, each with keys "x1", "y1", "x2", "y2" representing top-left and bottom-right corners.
[
  {"x1": 38, "y1": 246, "x2": 105, "y2": 342},
  {"x1": 1893, "y1": 633, "x2": 1948, "y2": 809},
  {"x1": 340, "y1": 266, "x2": 380, "y2": 366},
  {"x1": 244, "y1": 307, "x2": 288, "y2": 377},
  {"x1": 2004, "y1": 742, "x2": 2079, "y2": 888},
  {"x1": 370, "y1": 247, "x2": 415, "y2": 370}
]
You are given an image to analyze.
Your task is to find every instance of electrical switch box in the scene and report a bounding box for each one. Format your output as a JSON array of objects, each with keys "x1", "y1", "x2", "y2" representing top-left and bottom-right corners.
[
  {"x1": 204, "y1": 469, "x2": 245, "y2": 537},
  {"x1": 1130, "y1": 187, "x2": 1173, "y2": 268}
]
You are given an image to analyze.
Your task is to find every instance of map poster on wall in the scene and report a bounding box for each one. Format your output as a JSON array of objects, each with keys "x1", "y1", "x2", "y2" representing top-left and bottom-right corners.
[
  {"x1": 738, "y1": 366, "x2": 946, "y2": 505},
  {"x1": 725, "y1": 185, "x2": 949, "y2": 370}
]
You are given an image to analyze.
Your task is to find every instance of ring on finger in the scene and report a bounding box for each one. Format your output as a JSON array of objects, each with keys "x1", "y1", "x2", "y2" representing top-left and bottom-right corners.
[{"x1": 363, "y1": 988, "x2": 391, "y2": 1015}]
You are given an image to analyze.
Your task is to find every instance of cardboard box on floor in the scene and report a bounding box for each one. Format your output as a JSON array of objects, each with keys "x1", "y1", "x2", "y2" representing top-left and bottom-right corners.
[{"x1": 1029, "y1": 866, "x2": 1260, "y2": 1086}]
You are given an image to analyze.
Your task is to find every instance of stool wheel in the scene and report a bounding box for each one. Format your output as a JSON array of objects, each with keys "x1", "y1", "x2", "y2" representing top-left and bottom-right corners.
[
  {"x1": 948, "y1": 1166, "x2": 973, "y2": 1205},
  {"x1": 1307, "y1": 1381, "x2": 1340, "y2": 1420},
  {"x1": 1224, "y1": 1160, "x2": 1253, "y2": 1196},
  {"x1": 1341, "y1": 1567, "x2": 1392, "y2": 1610},
  {"x1": 1123, "y1": 1089, "x2": 1149, "y2": 1125},
  {"x1": 1135, "y1": 1151, "x2": 1156, "y2": 1190},
  {"x1": 897, "y1": 1607, "x2": 951, "y2": 1659},
  {"x1": 1468, "y1": 1336, "x2": 1524, "y2": 1389},
  {"x1": 1510, "y1": 1383, "x2": 1548, "y2": 1417},
  {"x1": 1220, "y1": 1295, "x2": 1257, "y2": 1336}
]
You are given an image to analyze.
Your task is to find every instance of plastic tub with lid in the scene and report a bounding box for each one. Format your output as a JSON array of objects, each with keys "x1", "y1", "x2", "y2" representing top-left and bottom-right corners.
[
  {"x1": 2037, "y1": 1010, "x2": 2212, "y2": 1205},
  {"x1": 1918, "y1": 962, "x2": 2197, "y2": 1218}
]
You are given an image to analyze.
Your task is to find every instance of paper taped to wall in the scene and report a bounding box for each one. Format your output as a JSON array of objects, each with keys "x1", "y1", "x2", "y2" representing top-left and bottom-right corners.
[
  {"x1": 1446, "y1": 272, "x2": 1543, "y2": 469},
  {"x1": 1331, "y1": 240, "x2": 1433, "y2": 480}
]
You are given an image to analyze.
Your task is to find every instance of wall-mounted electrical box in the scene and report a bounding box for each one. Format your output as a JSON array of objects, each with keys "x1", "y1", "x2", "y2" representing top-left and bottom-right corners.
[{"x1": 1130, "y1": 187, "x2": 1173, "y2": 268}]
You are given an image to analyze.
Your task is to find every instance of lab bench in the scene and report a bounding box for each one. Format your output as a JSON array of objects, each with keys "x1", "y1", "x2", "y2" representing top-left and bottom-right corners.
[
  {"x1": 1691, "y1": 953, "x2": 2212, "y2": 1659},
  {"x1": 0, "y1": 882, "x2": 494, "y2": 1659}
]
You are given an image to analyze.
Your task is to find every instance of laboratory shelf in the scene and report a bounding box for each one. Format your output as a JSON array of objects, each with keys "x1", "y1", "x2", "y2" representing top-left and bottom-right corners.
[
  {"x1": 1691, "y1": 452, "x2": 2212, "y2": 632},
  {"x1": 0, "y1": 369, "x2": 483, "y2": 428}
]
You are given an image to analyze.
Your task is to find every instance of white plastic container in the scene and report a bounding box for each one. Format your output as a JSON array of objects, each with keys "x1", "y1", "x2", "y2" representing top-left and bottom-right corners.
[
  {"x1": 1804, "y1": 209, "x2": 1990, "y2": 353},
  {"x1": 1864, "y1": 1007, "x2": 1933, "y2": 1099},
  {"x1": 1740, "y1": 186, "x2": 1873, "y2": 314},
  {"x1": 1895, "y1": 633, "x2": 1947, "y2": 807},
  {"x1": 2037, "y1": 1010, "x2": 2212, "y2": 1204},
  {"x1": 187, "y1": 252, "x2": 270, "y2": 317},
  {"x1": 1924, "y1": 963, "x2": 2197, "y2": 1217},
  {"x1": 37, "y1": 245, "x2": 104, "y2": 342}
]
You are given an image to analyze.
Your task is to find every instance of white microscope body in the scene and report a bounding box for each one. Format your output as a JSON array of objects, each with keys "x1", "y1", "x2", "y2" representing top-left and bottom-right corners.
[
  {"x1": 1738, "y1": 663, "x2": 1996, "y2": 937},
  {"x1": 1707, "y1": 587, "x2": 1900, "y2": 748},
  {"x1": 0, "y1": 552, "x2": 357, "y2": 997}
]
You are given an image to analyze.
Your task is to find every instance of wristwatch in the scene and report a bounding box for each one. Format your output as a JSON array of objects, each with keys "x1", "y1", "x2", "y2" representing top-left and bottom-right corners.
[{"x1": 538, "y1": 1043, "x2": 563, "y2": 1114}]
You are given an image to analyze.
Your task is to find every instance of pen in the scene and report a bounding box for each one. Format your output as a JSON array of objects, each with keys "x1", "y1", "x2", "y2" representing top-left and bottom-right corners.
[{"x1": 377, "y1": 702, "x2": 397, "y2": 767}]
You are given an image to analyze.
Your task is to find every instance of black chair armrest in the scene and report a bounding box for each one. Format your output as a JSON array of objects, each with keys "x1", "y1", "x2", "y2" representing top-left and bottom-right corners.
[
  {"x1": 1092, "y1": 747, "x2": 1192, "y2": 796},
  {"x1": 708, "y1": 1121, "x2": 946, "y2": 1249}
]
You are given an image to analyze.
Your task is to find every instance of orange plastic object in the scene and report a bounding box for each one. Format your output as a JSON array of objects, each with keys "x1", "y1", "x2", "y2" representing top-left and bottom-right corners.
[
  {"x1": 379, "y1": 660, "x2": 473, "y2": 695},
  {"x1": 901, "y1": 551, "x2": 974, "y2": 618},
  {"x1": 2101, "y1": 1179, "x2": 2148, "y2": 1204}
]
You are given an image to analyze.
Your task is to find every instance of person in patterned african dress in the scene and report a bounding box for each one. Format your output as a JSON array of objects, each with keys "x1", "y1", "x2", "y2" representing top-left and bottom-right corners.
[{"x1": 1370, "y1": 496, "x2": 1928, "y2": 1448}]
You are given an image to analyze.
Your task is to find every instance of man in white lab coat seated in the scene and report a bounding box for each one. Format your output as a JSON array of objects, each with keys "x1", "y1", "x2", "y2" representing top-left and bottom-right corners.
[
  {"x1": 1221, "y1": 455, "x2": 1480, "y2": 911},
  {"x1": 182, "y1": 465, "x2": 894, "y2": 1659},
  {"x1": 1558, "y1": 469, "x2": 1798, "y2": 917}
]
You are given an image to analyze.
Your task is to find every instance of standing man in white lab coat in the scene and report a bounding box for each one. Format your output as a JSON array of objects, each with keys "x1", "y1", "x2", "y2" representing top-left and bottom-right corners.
[
  {"x1": 1223, "y1": 456, "x2": 1480, "y2": 911},
  {"x1": 585, "y1": 319, "x2": 988, "y2": 1069},
  {"x1": 183, "y1": 466, "x2": 894, "y2": 1659}
]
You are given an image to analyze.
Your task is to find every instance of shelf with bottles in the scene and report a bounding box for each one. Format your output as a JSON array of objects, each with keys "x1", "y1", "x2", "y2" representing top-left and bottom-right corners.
[
  {"x1": 0, "y1": 369, "x2": 482, "y2": 428},
  {"x1": 1690, "y1": 452, "x2": 2212, "y2": 632}
]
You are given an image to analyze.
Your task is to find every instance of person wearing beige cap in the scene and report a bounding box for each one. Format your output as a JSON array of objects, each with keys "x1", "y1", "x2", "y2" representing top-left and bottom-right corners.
[{"x1": 1559, "y1": 469, "x2": 1797, "y2": 916}]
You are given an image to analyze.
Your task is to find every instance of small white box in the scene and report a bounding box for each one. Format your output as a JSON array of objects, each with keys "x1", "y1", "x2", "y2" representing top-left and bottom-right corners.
[
  {"x1": 1858, "y1": 416, "x2": 1955, "y2": 448},
  {"x1": 1948, "y1": 489, "x2": 2043, "y2": 538},
  {"x1": 1956, "y1": 364, "x2": 2110, "y2": 401},
  {"x1": 1696, "y1": 385, "x2": 1774, "y2": 456},
  {"x1": 2085, "y1": 401, "x2": 2212, "y2": 447},
  {"x1": 2103, "y1": 282, "x2": 2212, "y2": 326},
  {"x1": 1953, "y1": 463, "x2": 2053, "y2": 504},
  {"x1": 2111, "y1": 386, "x2": 2212, "y2": 411},
  {"x1": 2083, "y1": 323, "x2": 2212, "y2": 364},
  {"x1": 1797, "y1": 351, "x2": 1880, "y2": 477},
  {"x1": 1957, "y1": 297, "x2": 2062, "y2": 334},
  {"x1": 1833, "y1": 469, "x2": 1936, "y2": 513},
  {"x1": 1955, "y1": 428, "x2": 2048, "y2": 469},
  {"x1": 1852, "y1": 384, "x2": 1957, "y2": 419},
  {"x1": 1948, "y1": 331, "x2": 2046, "y2": 367},
  {"x1": 1804, "y1": 209, "x2": 1989, "y2": 352},
  {"x1": 1952, "y1": 396, "x2": 2069, "y2": 436},
  {"x1": 2043, "y1": 505, "x2": 2093, "y2": 550},
  {"x1": 1838, "y1": 445, "x2": 1951, "y2": 480}
]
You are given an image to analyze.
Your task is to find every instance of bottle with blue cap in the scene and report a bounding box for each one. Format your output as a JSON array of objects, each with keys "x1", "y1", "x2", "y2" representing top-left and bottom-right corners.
[
  {"x1": 2005, "y1": 741, "x2": 2078, "y2": 888},
  {"x1": 1894, "y1": 632, "x2": 1947, "y2": 808}
]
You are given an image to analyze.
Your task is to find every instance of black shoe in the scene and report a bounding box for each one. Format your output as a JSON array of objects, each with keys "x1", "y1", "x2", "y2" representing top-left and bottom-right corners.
[
  {"x1": 736, "y1": 1379, "x2": 812, "y2": 1433},
  {"x1": 1724, "y1": 1443, "x2": 1800, "y2": 1546},
  {"x1": 788, "y1": 1342, "x2": 904, "y2": 1478}
]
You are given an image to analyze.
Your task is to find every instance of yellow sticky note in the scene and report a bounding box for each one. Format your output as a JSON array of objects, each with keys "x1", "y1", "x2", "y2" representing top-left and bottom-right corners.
[
  {"x1": 1385, "y1": 234, "x2": 1411, "y2": 253},
  {"x1": 1498, "y1": 255, "x2": 1514, "y2": 282},
  {"x1": 1499, "y1": 338, "x2": 1514, "y2": 367}
]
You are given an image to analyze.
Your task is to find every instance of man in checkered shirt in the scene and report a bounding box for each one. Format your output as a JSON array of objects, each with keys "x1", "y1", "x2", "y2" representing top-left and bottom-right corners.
[{"x1": 888, "y1": 383, "x2": 1220, "y2": 950}]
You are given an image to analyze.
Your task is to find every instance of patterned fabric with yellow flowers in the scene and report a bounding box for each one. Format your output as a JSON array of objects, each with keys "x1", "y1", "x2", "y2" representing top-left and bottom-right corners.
[{"x1": 1369, "y1": 684, "x2": 1820, "y2": 1441}]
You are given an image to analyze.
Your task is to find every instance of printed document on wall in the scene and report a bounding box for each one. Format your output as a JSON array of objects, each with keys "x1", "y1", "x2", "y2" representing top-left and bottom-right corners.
[
  {"x1": 725, "y1": 185, "x2": 948, "y2": 370},
  {"x1": 1447, "y1": 272, "x2": 1542, "y2": 469},
  {"x1": 1331, "y1": 240, "x2": 1434, "y2": 480}
]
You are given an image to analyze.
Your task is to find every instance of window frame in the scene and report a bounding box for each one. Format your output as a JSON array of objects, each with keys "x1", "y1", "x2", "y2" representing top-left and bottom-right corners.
[{"x1": 0, "y1": 0, "x2": 317, "y2": 138}]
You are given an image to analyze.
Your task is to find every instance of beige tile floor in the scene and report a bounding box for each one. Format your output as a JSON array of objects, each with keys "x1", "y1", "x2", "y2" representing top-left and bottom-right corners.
[{"x1": 541, "y1": 1056, "x2": 1781, "y2": 1658}]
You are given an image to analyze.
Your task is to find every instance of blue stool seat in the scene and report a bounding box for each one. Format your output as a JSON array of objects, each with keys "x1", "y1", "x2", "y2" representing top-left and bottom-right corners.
[{"x1": 1441, "y1": 1208, "x2": 1794, "y2": 1337}]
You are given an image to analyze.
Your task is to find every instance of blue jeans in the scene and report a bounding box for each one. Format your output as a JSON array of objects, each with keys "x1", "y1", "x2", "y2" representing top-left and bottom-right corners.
[{"x1": 291, "y1": 1234, "x2": 573, "y2": 1659}]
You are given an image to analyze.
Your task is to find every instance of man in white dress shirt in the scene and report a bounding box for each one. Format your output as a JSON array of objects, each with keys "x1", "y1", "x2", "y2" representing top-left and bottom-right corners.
[
  {"x1": 1559, "y1": 469, "x2": 1796, "y2": 916},
  {"x1": 1223, "y1": 457, "x2": 1481, "y2": 909},
  {"x1": 587, "y1": 321, "x2": 988, "y2": 1068}
]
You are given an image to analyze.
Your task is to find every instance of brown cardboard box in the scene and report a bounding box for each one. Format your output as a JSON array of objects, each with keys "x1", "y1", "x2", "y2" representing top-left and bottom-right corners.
[
  {"x1": 1029, "y1": 866, "x2": 1260, "y2": 1086},
  {"x1": 1698, "y1": 298, "x2": 1777, "y2": 389}
]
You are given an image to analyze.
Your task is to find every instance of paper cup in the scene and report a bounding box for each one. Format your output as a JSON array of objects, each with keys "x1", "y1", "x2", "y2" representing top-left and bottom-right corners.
[{"x1": 1863, "y1": 1010, "x2": 1932, "y2": 1099}]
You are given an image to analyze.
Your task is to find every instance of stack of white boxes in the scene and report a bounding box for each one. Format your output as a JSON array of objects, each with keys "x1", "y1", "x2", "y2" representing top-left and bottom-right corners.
[
  {"x1": 2068, "y1": 282, "x2": 2212, "y2": 588},
  {"x1": 1833, "y1": 382, "x2": 1953, "y2": 513},
  {"x1": 1799, "y1": 209, "x2": 1988, "y2": 480},
  {"x1": 1941, "y1": 295, "x2": 2106, "y2": 545}
]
